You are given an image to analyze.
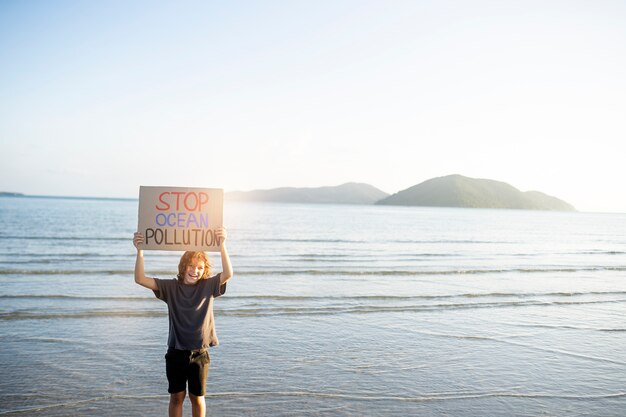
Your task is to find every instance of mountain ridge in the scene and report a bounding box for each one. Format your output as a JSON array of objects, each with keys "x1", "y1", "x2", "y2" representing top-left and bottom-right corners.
[
  {"x1": 376, "y1": 174, "x2": 575, "y2": 211},
  {"x1": 226, "y1": 182, "x2": 389, "y2": 205},
  {"x1": 226, "y1": 175, "x2": 575, "y2": 211}
]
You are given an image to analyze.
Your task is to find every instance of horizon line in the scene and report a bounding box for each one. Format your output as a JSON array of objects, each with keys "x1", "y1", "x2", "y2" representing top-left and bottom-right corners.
[{"x1": 2, "y1": 192, "x2": 625, "y2": 215}]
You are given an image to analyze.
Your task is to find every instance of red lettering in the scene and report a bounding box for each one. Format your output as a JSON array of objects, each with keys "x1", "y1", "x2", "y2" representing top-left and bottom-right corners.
[
  {"x1": 184, "y1": 192, "x2": 198, "y2": 211},
  {"x1": 156, "y1": 192, "x2": 170, "y2": 211},
  {"x1": 171, "y1": 192, "x2": 185, "y2": 210},
  {"x1": 155, "y1": 190, "x2": 210, "y2": 212},
  {"x1": 198, "y1": 192, "x2": 209, "y2": 212}
]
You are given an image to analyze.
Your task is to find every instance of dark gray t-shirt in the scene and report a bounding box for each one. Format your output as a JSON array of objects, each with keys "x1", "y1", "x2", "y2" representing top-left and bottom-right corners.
[{"x1": 153, "y1": 273, "x2": 226, "y2": 350}]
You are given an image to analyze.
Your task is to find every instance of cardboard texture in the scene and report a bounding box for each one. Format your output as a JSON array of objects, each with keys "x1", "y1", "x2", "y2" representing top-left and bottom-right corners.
[{"x1": 138, "y1": 186, "x2": 224, "y2": 251}]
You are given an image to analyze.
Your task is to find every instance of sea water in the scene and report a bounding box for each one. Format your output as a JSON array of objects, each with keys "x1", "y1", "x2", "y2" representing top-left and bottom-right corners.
[{"x1": 0, "y1": 196, "x2": 624, "y2": 416}]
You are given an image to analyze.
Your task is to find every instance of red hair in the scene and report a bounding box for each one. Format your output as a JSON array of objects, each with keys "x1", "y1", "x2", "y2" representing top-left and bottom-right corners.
[{"x1": 177, "y1": 251, "x2": 212, "y2": 281}]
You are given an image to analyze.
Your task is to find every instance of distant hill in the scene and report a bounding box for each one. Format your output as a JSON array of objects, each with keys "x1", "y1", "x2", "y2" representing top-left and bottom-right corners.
[
  {"x1": 376, "y1": 175, "x2": 575, "y2": 211},
  {"x1": 226, "y1": 182, "x2": 389, "y2": 205}
]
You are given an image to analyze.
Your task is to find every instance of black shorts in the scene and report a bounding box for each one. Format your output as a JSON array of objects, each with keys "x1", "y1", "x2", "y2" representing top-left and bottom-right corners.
[{"x1": 165, "y1": 348, "x2": 211, "y2": 396}]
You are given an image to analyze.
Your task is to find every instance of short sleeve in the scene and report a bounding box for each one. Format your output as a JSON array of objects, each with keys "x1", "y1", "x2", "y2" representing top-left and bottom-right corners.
[
  {"x1": 153, "y1": 278, "x2": 171, "y2": 302},
  {"x1": 211, "y1": 273, "x2": 226, "y2": 298}
]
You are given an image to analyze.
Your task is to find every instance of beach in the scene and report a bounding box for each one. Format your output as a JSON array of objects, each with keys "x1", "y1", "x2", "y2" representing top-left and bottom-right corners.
[{"x1": 1, "y1": 196, "x2": 625, "y2": 416}]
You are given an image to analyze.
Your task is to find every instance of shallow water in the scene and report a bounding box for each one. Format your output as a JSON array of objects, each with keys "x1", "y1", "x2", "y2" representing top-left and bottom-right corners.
[{"x1": 0, "y1": 197, "x2": 625, "y2": 416}]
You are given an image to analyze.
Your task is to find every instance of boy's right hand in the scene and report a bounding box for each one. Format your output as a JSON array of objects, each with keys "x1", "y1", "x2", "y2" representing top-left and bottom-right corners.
[{"x1": 133, "y1": 232, "x2": 144, "y2": 250}]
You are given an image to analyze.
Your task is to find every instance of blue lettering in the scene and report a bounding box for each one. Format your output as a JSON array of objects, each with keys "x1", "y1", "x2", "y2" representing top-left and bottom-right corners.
[{"x1": 155, "y1": 213, "x2": 167, "y2": 226}]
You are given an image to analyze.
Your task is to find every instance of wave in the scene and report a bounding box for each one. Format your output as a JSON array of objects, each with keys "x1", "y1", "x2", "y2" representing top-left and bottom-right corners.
[
  {"x1": 0, "y1": 256, "x2": 129, "y2": 265},
  {"x1": 2, "y1": 297, "x2": 624, "y2": 320},
  {"x1": 242, "y1": 290, "x2": 626, "y2": 303},
  {"x1": 282, "y1": 254, "x2": 459, "y2": 262},
  {"x1": 212, "y1": 299, "x2": 626, "y2": 317},
  {"x1": 507, "y1": 322, "x2": 626, "y2": 332},
  {"x1": 0, "y1": 294, "x2": 155, "y2": 301},
  {"x1": 1, "y1": 389, "x2": 625, "y2": 415},
  {"x1": 3, "y1": 266, "x2": 624, "y2": 276},
  {"x1": 204, "y1": 389, "x2": 626, "y2": 401},
  {"x1": 577, "y1": 250, "x2": 626, "y2": 255},
  {"x1": 0, "y1": 269, "x2": 176, "y2": 276},
  {"x1": 0, "y1": 235, "x2": 127, "y2": 241},
  {"x1": 252, "y1": 238, "x2": 516, "y2": 245},
  {"x1": 3, "y1": 290, "x2": 626, "y2": 302},
  {"x1": 0, "y1": 311, "x2": 165, "y2": 320},
  {"x1": 238, "y1": 266, "x2": 626, "y2": 276},
  {"x1": 0, "y1": 269, "x2": 138, "y2": 276}
]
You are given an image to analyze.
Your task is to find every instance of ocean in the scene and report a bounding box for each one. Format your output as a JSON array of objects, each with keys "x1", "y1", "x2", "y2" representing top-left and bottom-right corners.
[{"x1": 0, "y1": 196, "x2": 625, "y2": 416}]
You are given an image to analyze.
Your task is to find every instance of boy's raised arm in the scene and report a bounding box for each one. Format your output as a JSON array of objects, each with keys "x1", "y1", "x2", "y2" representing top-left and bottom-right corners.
[
  {"x1": 217, "y1": 227, "x2": 233, "y2": 285},
  {"x1": 133, "y1": 232, "x2": 158, "y2": 291}
]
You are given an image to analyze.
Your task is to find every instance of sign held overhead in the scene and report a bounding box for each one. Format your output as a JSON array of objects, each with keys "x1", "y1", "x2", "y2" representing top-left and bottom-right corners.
[{"x1": 138, "y1": 186, "x2": 224, "y2": 251}]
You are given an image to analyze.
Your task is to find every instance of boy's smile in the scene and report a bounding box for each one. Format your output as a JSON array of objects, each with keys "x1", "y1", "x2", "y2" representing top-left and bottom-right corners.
[{"x1": 183, "y1": 260, "x2": 206, "y2": 285}]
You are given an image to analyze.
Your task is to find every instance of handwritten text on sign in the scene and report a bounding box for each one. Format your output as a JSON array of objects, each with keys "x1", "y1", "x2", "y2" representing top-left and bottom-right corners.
[{"x1": 138, "y1": 186, "x2": 224, "y2": 251}]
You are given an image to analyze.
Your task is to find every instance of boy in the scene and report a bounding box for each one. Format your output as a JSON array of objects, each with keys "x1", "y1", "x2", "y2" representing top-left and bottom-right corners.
[{"x1": 133, "y1": 227, "x2": 233, "y2": 417}]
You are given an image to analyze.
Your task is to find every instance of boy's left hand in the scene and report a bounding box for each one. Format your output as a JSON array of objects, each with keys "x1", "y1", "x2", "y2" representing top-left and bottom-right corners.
[{"x1": 216, "y1": 227, "x2": 227, "y2": 244}]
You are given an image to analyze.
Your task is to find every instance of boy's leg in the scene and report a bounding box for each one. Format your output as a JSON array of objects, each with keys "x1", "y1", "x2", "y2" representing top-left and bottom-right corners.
[
  {"x1": 169, "y1": 391, "x2": 186, "y2": 417},
  {"x1": 187, "y1": 349, "x2": 210, "y2": 417},
  {"x1": 189, "y1": 393, "x2": 206, "y2": 417},
  {"x1": 165, "y1": 349, "x2": 190, "y2": 417}
]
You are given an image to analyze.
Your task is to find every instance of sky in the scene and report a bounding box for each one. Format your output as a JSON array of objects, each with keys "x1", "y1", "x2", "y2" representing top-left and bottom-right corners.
[{"x1": 1, "y1": 0, "x2": 625, "y2": 212}]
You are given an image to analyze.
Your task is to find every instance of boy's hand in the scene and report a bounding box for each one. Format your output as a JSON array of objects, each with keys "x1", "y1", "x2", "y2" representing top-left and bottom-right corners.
[
  {"x1": 216, "y1": 227, "x2": 227, "y2": 245},
  {"x1": 133, "y1": 232, "x2": 144, "y2": 250}
]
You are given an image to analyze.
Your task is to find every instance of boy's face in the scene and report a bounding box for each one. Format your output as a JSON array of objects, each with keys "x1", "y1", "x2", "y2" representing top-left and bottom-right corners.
[{"x1": 183, "y1": 258, "x2": 206, "y2": 285}]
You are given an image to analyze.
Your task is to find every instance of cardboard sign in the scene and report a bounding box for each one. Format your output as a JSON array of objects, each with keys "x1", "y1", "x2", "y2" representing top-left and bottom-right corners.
[{"x1": 138, "y1": 186, "x2": 224, "y2": 251}]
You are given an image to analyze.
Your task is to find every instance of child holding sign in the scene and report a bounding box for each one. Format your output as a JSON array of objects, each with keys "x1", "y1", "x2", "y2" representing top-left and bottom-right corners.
[{"x1": 133, "y1": 227, "x2": 232, "y2": 417}]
